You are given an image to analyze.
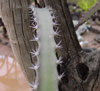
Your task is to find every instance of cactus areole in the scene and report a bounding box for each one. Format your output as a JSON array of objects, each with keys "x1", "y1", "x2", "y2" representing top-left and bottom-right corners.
[{"x1": 28, "y1": 5, "x2": 63, "y2": 91}]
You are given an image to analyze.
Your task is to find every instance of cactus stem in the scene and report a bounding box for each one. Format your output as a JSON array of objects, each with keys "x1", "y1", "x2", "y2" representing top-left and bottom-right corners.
[{"x1": 29, "y1": 6, "x2": 59, "y2": 91}]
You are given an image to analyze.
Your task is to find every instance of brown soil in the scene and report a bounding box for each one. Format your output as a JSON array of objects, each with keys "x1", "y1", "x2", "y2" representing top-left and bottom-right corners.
[
  {"x1": 82, "y1": 25, "x2": 100, "y2": 50},
  {"x1": 0, "y1": 30, "x2": 30, "y2": 90}
]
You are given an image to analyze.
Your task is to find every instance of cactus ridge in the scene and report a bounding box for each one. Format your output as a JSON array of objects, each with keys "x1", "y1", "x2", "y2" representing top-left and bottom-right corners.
[
  {"x1": 50, "y1": 9, "x2": 65, "y2": 82},
  {"x1": 28, "y1": 5, "x2": 65, "y2": 91},
  {"x1": 28, "y1": 6, "x2": 40, "y2": 91}
]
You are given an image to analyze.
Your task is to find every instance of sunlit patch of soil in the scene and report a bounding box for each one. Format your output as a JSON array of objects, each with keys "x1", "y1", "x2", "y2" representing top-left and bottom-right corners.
[
  {"x1": 82, "y1": 26, "x2": 100, "y2": 50},
  {"x1": 0, "y1": 56, "x2": 30, "y2": 91}
]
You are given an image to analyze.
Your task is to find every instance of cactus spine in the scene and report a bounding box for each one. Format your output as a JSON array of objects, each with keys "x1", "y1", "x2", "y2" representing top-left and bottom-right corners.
[{"x1": 28, "y1": 5, "x2": 64, "y2": 91}]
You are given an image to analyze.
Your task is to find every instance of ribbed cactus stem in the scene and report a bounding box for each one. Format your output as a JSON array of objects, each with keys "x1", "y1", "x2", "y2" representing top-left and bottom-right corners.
[
  {"x1": 29, "y1": 6, "x2": 58, "y2": 91},
  {"x1": 36, "y1": 7, "x2": 58, "y2": 91}
]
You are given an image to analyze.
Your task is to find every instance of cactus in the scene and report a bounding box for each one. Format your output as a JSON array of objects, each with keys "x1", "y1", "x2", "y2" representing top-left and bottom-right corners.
[{"x1": 28, "y1": 5, "x2": 63, "y2": 91}]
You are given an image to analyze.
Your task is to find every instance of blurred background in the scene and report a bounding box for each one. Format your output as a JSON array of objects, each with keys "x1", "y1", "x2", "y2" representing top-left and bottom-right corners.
[{"x1": 0, "y1": 0, "x2": 100, "y2": 90}]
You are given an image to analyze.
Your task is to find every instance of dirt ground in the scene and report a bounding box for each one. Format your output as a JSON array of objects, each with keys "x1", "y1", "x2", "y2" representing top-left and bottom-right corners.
[
  {"x1": 83, "y1": 24, "x2": 100, "y2": 50},
  {"x1": 0, "y1": 35, "x2": 12, "y2": 56},
  {"x1": 0, "y1": 29, "x2": 30, "y2": 91}
]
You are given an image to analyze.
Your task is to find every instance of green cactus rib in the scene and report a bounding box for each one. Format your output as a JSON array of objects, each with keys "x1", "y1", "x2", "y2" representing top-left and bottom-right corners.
[
  {"x1": 32, "y1": 7, "x2": 58, "y2": 91},
  {"x1": 75, "y1": 0, "x2": 100, "y2": 30}
]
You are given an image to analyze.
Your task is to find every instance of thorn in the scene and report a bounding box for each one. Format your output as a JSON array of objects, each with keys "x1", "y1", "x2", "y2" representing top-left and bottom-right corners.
[
  {"x1": 29, "y1": 25, "x2": 38, "y2": 29},
  {"x1": 53, "y1": 27, "x2": 61, "y2": 36},
  {"x1": 29, "y1": 61, "x2": 40, "y2": 70},
  {"x1": 30, "y1": 35, "x2": 39, "y2": 42},
  {"x1": 56, "y1": 56, "x2": 63, "y2": 64},
  {"x1": 58, "y1": 73, "x2": 64, "y2": 81},
  {"x1": 30, "y1": 16, "x2": 36, "y2": 20},
  {"x1": 48, "y1": 7, "x2": 53, "y2": 12},
  {"x1": 53, "y1": 19, "x2": 58, "y2": 24},
  {"x1": 30, "y1": 47, "x2": 39, "y2": 57},
  {"x1": 31, "y1": 22, "x2": 37, "y2": 26},
  {"x1": 53, "y1": 22, "x2": 60, "y2": 26},
  {"x1": 33, "y1": 17, "x2": 37, "y2": 21},
  {"x1": 30, "y1": 17, "x2": 37, "y2": 23},
  {"x1": 52, "y1": 15, "x2": 57, "y2": 19},
  {"x1": 29, "y1": 81, "x2": 39, "y2": 90},
  {"x1": 55, "y1": 41, "x2": 62, "y2": 49}
]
